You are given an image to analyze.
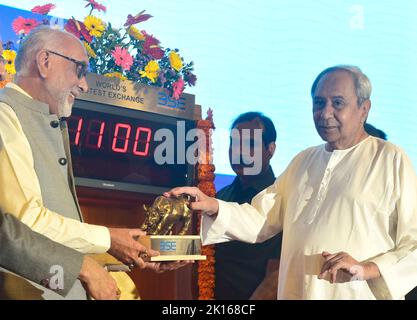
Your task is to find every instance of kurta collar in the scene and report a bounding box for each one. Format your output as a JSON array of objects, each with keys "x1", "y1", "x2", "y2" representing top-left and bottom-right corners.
[
  {"x1": 324, "y1": 135, "x2": 373, "y2": 155},
  {"x1": 5, "y1": 83, "x2": 52, "y2": 116}
]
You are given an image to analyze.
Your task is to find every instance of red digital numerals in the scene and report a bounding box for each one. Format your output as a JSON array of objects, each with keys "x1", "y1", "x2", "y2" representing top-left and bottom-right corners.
[{"x1": 68, "y1": 117, "x2": 152, "y2": 157}]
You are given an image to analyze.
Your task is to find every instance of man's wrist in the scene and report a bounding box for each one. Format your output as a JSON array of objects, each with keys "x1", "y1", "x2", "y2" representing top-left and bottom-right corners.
[
  {"x1": 361, "y1": 261, "x2": 381, "y2": 281},
  {"x1": 78, "y1": 256, "x2": 93, "y2": 282},
  {"x1": 209, "y1": 199, "x2": 219, "y2": 217}
]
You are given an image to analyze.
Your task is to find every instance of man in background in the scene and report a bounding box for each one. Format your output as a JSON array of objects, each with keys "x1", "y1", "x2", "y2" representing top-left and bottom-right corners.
[
  {"x1": 215, "y1": 112, "x2": 282, "y2": 300},
  {"x1": 364, "y1": 123, "x2": 387, "y2": 140}
]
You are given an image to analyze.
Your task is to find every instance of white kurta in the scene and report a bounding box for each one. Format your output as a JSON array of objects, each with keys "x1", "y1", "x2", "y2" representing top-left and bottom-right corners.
[{"x1": 202, "y1": 136, "x2": 417, "y2": 299}]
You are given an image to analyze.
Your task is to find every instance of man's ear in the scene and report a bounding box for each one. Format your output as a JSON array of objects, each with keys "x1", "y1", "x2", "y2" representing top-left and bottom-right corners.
[
  {"x1": 360, "y1": 99, "x2": 371, "y2": 123},
  {"x1": 36, "y1": 50, "x2": 50, "y2": 79},
  {"x1": 267, "y1": 141, "x2": 276, "y2": 158}
]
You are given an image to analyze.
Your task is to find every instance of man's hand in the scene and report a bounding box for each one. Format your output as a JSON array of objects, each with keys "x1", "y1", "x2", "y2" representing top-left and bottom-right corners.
[
  {"x1": 318, "y1": 251, "x2": 380, "y2": 283},
  {"x1": 164, "y1": 187, "x2": 219, "y2": 216},
  {"x1": 78, "y1": 256, "x2": 120, "y2": 300},
  {"x1": 107, "y1": 228, "x2": 159, "y2": 268}
]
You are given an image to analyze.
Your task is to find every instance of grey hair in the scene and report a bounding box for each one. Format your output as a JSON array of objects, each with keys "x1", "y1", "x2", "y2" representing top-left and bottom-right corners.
[
  {"x1": 310, "y1": 65, "x2": 372, "y2": 105},
  {"x1": 15, "y1": 25, "x2": 81, "y2": 76}
]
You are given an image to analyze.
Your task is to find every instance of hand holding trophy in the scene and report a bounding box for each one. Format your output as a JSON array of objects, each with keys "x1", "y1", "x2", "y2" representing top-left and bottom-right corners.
[{"x1": 138, "y1": 194, "x2": 206, "y2": 262}]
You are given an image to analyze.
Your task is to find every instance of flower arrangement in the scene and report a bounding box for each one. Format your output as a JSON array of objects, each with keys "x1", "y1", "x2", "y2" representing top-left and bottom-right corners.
[
  {"x1": 0, "y1": 41, "x2": 16, "y2": 88},
  {"x1": 1, "y1": 49, "x2": 16, "y2": 75},
  {"x1": 2, "y1": 1, "x2": 197, "y2": 99}
]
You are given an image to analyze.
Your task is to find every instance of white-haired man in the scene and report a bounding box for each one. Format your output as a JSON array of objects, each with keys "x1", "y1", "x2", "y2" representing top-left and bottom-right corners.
[
  {"x1": 167, "y1": 65, "x2": 417, "y2": 300},
  {"x1": 0, "y1": 26, "x2": 186, "y2": 300}
]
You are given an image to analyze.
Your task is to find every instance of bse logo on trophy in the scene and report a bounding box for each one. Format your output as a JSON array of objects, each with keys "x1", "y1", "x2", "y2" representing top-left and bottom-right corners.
[{"x1": 139, "y1": 194, "x2": 206, "y2": 261}]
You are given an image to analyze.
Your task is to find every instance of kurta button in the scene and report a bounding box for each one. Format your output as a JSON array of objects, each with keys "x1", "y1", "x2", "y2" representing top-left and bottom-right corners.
[
  {"x1": 59, "y1": 157, "x2": 67, "y2": 165},
  {"x1": 50, "y1": 120, "x2": 59, "y2": 128}
]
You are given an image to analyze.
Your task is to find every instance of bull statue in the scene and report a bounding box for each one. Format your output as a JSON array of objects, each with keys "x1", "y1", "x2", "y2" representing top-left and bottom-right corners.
[{"x1": 140, "y1": 194, "x2": 193, "y2": 235}]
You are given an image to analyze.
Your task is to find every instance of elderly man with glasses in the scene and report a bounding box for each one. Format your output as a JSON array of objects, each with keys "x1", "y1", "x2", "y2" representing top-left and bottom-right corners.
[{"x1": 0, "y1": 26, "x2": 186, "y2": 300}]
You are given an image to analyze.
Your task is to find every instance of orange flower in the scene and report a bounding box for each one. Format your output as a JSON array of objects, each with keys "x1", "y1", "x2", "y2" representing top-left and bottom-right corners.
[{"x1": 0, "y1": 80, "x2": 9, "y2": 89}]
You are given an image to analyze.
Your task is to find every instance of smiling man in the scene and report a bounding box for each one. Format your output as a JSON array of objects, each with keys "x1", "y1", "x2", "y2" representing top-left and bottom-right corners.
[
  {"x1": 311, "y1": 68, "x2": 370, "y2": 152},
  {"x1": 166, "y1": 65, "x2": 417, "y2": 299}
]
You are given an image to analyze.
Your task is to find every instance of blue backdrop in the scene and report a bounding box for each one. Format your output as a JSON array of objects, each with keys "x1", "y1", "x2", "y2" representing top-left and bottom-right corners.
[{"x1": 1, "y1": 1, "x2": 416, "y2": 191}]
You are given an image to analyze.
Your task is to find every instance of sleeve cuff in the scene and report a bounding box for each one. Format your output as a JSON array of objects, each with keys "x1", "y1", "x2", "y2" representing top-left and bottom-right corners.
[
  {"x1": 82, "y1": 224, "x2": 111, "y2": 254},
  {"x1": 367, "y1": 255, "x2": 399, "y2": 300},
  {"x1": 200, "y1": 199, "x2": 232, "y2": 245},
  {"x1": 60, "y1": 251, "x2": 84, "y2": 296}
]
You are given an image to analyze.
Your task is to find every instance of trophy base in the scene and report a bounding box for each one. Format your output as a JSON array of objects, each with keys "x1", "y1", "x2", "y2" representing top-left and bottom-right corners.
[{"x1": 138, "y1": 235, "x2": 206, "y2": 262}]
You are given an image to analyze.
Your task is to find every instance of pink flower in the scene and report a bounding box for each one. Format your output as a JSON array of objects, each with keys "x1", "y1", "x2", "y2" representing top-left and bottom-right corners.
[
  {"x1": 172, "y1": 78, "x2": 185, "y2": 100},
  {"x1": 111, "y1": 47, "x2": 133, "y2": 71},
  {"x1": 124, "y1": 10, "x2": 153, "y2": 27},
  {"x1": 12, "y1": 17, "x2": 41, "y2": 35},
  {"x1": 84, "y1": 0, "x2": 107, "y2": 13},
  {"x1": 31, "y1": 3, "x2": 56, "y2": 15},
  {"x1": 64, "y1": 18, "x2": 93, "y2": 43},
  {"x1": 143, "y1": 32, "x2": 164, "y2": 59}
]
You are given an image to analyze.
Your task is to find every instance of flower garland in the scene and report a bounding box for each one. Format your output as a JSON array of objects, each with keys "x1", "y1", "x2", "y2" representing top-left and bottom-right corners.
[
  {"x1": 0, "y1": 80, "x2": 9, "y2": 89},
  {"x1": 196, "y1": 109, "x2": 216, "y2": 300}
]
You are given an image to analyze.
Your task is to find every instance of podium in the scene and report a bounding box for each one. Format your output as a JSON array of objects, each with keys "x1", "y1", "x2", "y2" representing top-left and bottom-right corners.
[{"x1": 71, "y1": 74, "x2": 202, "y2": 299}]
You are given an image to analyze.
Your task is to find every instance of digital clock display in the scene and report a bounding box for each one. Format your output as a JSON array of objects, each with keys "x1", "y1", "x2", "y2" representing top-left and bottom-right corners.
[{"x1": 68, "y1": 99, "x2": 195, "y2": 194}]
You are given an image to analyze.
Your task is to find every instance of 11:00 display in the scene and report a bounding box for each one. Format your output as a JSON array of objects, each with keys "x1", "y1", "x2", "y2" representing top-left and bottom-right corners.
[{"x1": 68, "y1": 115, "x2": 153, "y2": 157}]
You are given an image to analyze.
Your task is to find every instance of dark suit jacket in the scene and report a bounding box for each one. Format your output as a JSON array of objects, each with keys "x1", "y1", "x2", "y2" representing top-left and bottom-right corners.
[
  {"x1": 215, "y1": 166, "x2": 282, "y2": 300},
  {"x1": 0, "y1": 212, "x2": 83, "y2": 297}
]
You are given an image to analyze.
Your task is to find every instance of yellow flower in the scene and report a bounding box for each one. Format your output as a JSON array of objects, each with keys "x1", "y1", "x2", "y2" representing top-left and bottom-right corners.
[
  {"x1": 139, "y1": 60, "x2": 160, "y2": 83},
  {"x1": 2, "y1": 50, "x2": 16, "y2": 75},
  {"x1": 169, "y1": 51, "x2": 183, "y2": 72},
  {"x1": 84, "y1": 15, "x2": 106, "y2": 37},
  {"x1": 128, "y1": 26, "x2": 145, "y2": 41},
  {"x1": 104, "y1": 72, "x2": 127, "y2": 81},
  {"x1": 83, "y1": 41, "x2": 96, "y2": 58}
]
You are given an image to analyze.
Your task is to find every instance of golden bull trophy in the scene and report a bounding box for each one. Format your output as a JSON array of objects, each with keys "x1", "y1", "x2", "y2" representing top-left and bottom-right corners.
[{"x1": 139, "y1": 194, "x2": 206, "y2": 261}]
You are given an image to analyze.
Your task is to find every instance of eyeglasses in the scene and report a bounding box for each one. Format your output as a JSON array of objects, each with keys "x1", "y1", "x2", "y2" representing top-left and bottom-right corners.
[{"x1": 45, "y1": 50, "x2": 88, "y2": 79}]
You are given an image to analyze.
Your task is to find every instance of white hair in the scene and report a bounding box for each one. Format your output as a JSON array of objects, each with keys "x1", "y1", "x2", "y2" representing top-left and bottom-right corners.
[
  {"x1": 15, "y1": 25, "x2": 83, "y2": 76},
  {"x1": 311, "y1": 65, "x2": 372, "y2": 105}
]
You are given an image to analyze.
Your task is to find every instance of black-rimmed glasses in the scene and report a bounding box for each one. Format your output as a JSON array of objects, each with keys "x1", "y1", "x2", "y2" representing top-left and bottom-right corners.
[{"x1": 45, "y1": 50, "x2": 88, "y2": 79}]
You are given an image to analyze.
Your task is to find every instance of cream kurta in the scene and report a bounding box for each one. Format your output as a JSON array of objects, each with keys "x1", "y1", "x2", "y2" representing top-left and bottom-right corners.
[
  {"x1": 202, "y1": 136, "x2": 417, "y2": 299},
  {"x1": 0, "y1": 83, "x2": 110, "y2": 254}
]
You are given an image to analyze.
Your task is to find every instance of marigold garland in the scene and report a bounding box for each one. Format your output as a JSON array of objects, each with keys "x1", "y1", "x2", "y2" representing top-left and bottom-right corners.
[
  {"x1": 0, "y1": 80, "x2": 8, "y2": 89},
  {"x1": 196, "y1": 109, "x2": 216, "y2": 300}
]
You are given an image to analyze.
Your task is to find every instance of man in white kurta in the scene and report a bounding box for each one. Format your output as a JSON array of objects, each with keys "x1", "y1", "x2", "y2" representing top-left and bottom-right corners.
[
  {"x1": 203, "y1": 135, "x2": 417, "y2": 299},
  {"x1": 167, "y1": 65, "x2": 417, "y2": 299}
]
